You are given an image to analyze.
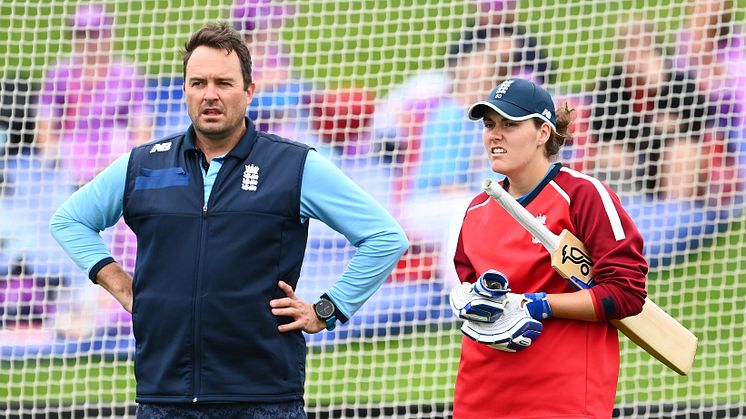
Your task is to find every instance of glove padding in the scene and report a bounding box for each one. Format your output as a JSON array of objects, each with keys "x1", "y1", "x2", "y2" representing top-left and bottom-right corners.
[
  {"x1": 450, "y1": 270, "x2": 510, "y2": 323},
  {"x1": 460, "y1": 292, "x2": 547, "y2": 352}
]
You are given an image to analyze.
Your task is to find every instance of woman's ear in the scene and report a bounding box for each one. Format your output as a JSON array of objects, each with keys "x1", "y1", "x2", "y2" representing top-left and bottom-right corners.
[{"x1": 537, "y1": 123, "x2": 552, "y2": 146}]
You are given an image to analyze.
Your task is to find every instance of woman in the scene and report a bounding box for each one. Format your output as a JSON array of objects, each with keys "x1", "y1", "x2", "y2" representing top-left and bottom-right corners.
[{"x1": 451, "y1": 78, "x2": 648, "y2": 418}]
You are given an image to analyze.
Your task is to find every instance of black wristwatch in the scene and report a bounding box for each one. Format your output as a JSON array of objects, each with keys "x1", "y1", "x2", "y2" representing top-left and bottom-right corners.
[{"x1": 313, "y1": 298, "x2": 338, "y2": 331}]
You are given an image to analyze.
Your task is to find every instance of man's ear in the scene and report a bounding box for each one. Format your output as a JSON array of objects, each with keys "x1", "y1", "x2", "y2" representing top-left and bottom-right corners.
[{"x1": 246, "y1": 82, "x2": 256, "y2": 99}]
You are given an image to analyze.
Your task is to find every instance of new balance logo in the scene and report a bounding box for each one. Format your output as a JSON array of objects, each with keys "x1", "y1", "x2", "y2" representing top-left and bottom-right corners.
[
  {"x1": 149, "y1": 142, "x2": 172, "y2": 153},
  {"x1": 242, "y1": 164, "x2": 259, "y2": 191},
  {"x1": 542, "y1": 109, "x2": 552, "y2": 120}
]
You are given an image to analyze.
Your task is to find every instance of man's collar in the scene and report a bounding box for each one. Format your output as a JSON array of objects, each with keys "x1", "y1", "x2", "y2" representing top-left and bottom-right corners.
[{"x1": 226, "y1": 117, "x2": 257, "y2": 160}]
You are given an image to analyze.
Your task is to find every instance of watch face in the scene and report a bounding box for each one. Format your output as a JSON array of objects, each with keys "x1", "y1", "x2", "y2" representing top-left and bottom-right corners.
[{"x1": 315, "y1": 299, "x2": 335, "y2": 319}]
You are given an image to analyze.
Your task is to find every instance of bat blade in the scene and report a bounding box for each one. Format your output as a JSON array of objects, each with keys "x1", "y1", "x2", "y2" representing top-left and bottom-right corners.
[
  {"x1": 614, "y1": 299, "x2": 698, "y2": 375},
  {"x1": 483, "y1": 179, "x2": 698, "y2": 375}
]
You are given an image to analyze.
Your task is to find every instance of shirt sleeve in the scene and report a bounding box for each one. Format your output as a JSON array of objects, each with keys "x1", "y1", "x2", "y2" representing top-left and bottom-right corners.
[
  {"x1": 49, "y1": 153, "x2": 130, "y2": 280},
  {"x1": 570, "y1": 180, "x2": 648, "y2": 321},
  {"x1": 453, "y1": 196, "x2": 482, "y2": 285},
  {"x1": 300, "y1": 150, "x2": 409, "y2": 321}
]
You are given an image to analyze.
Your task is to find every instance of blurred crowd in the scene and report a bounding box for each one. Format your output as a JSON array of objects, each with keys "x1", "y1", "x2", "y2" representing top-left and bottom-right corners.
[{"x1": 1, "y1": 0, "x2": 745, "y2": 344}]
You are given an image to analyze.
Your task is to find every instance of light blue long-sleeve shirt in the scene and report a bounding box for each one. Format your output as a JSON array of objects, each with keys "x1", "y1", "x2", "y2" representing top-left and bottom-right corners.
[{"x1": 50, "y1": 149, "x2": 409, "y2": 320}]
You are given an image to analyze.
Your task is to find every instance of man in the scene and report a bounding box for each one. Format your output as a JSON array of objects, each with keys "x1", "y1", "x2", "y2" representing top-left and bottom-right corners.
[{"x1": 50, "y1": 23, "x2": 409, "y2": 418}]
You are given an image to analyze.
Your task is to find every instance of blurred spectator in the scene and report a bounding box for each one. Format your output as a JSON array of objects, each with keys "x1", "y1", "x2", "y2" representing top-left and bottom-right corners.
[
  {"x1": 232, "y1": 0, "x2": 311, "y2": 136},
  {"x1": 232, "y1": 0, "x2": 295, "y2": 83},
  {"x1": 1, "y1": 79, "x2": 78, "y2": 332},
  {"x1": 368, "y1": 5, "x2": 555, "y2": 284},
  {"x1": 412, "y1": 28, "x2": 503, "y2": 196},
  {"x1": 397, "y1": 29, "x2": 501, "y2": 285},
  {"x1": 675, "y1": 0, "x2": 746, "y2": 138},
  {"x1": 474, "y1": 0, "x2": 518, "y2": 27},
  {"x1": 35, "y1": 3, "x2": 152, "y2": 187},
  {"x1": 0, "y1": 80, "x2": 37, "y2": 155},
  {"x1": 371, "y1": 0, "x2": 541, "y2": 158},
  {"x1": 0, "y1": 157, "x2": 74, "y2": 330},
  {"x1": 471, "y1": 0, "x2": 553, "y2": 84},
  {"x1": 590, "y1": 18, "x2": 713, "y2": 199},
  {"x1": 372, "y1": 0, "x2": 553, "y2": 200},
  {"x1": 555, "y1": 92, "x2": 594, "y2": 173},
  {"x1": 412, "y1": 22, "x2": 553, "y2": 195},
  {"x1": 309, "y1": 88, "x2": 377, "y2": 159},
  {"x1": 674, "y1": 0, "x2": 746, "y2": 203}
]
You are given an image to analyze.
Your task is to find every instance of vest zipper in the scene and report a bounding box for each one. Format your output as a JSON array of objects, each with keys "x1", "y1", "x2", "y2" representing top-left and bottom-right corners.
[
  {"x1": 192, "y1": 210, "x2": 208, "y2": 400},
  {"x1": 192, "y1": 156, "x2": 208, "y2": 401}
]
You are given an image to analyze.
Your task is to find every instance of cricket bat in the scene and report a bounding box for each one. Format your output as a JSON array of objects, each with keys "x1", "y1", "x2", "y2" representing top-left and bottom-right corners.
[{"x1": 483, "y1": 179, "x2": 698, "y2": 376}]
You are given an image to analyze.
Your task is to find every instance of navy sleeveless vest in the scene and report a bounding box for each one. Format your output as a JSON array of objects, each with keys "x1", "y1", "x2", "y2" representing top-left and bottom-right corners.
[{"x1": 123, "y1": 119, "x2": 311, "y2": 402}]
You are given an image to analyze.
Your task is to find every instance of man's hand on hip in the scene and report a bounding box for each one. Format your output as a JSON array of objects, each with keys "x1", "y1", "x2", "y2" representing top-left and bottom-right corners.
[{"x1": 271, "y1": 281, "x2": 326, "y2": 334}]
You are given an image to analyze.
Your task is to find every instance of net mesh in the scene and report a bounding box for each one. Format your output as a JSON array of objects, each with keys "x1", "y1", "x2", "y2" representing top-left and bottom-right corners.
[{"x1": 1, "y1": 0, "x2": 745, "y2": 417}]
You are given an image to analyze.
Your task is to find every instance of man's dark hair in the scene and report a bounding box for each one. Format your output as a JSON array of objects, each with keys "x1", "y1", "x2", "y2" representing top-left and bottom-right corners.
[{"x1": 183, "y1": 22, "x2": 253, "y2": 89}]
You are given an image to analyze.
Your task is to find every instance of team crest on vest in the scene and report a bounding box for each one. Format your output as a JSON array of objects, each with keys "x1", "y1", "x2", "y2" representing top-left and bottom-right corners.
[
  {"x1": 149, "y1": 141, "x2": 172, "y2": 153},
  {"x1": 532, "y1": 213, "x2": 547, "y2": 244},
  {"x1": 242, "y1": 164, "x2": 259, "y2": 191}
]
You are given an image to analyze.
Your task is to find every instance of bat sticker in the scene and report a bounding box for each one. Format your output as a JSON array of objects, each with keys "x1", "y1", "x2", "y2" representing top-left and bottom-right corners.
[{"x1": 561, "y1": 244, "x2": 592, "y2": 276}]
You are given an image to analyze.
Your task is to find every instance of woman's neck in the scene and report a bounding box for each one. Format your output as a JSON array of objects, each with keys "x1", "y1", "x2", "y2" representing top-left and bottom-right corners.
[{"x1": 506, "y1": 161, "x2": 553, "y2": 198}]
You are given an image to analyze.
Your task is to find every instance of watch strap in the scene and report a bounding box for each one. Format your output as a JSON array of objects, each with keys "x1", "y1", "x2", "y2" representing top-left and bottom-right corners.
[{"x1": 324, "y1": 315, "x2": 337, "y2": 331}]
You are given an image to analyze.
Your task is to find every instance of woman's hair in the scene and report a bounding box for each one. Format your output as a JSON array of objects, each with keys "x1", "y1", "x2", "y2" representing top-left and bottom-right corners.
[
  {"x1": 534, "y1": 101, "x2": 574, "y2": 159},
  {"x1": 182, "y1": 22, "x2": 253, "y2": 89}
]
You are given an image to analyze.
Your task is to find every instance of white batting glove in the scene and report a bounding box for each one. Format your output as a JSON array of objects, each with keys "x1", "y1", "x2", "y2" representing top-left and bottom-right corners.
[
  {"x1": 461, "y1": 302, "x2": 542, "y2": 352},
  {"x1": 450, "y1": 270, "x2": 510, "y2": 323},
  {"x1": 461, "y1": 292, "x2": 551, "y2": 352}
]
